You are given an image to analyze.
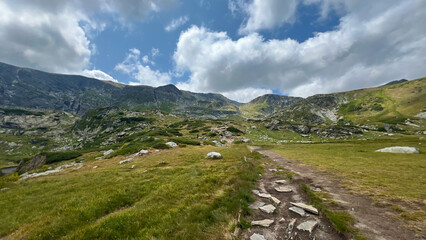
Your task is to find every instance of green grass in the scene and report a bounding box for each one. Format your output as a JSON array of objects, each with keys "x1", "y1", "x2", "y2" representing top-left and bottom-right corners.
[{"x1": 0, "y1": 145, "x2": 262, "y2": 239}]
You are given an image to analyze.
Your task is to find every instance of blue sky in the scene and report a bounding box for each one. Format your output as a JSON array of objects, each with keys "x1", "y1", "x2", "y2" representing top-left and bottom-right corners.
[{"x1": 1, "y1": 0, "x2": 425, "y2": 102}]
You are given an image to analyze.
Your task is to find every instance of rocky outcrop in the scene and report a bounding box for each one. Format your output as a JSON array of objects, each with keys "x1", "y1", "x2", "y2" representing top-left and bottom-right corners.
[
  {"x1": 17, "y1": 154, "x2": 46, "y2": 174},
  {"x1": 375, "y1": 146, "x2": 420, "y2": 154}
]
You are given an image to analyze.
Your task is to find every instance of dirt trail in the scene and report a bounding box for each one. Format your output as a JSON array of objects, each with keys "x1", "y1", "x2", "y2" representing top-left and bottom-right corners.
[{"x1": 245, "y1": 146, "x2": 420, "y2": 240}]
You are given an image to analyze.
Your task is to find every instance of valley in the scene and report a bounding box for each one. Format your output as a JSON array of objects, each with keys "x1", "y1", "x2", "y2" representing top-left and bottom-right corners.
[{"x1": 0, "y1": 63, "x2": 425, "y2": 239}]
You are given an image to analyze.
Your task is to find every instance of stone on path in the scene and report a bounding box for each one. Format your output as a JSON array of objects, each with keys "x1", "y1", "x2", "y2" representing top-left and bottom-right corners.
[
  {"x1": 290, "y1": 202, "x2": 319, "y2": 215},
  {"x1": 279, "y1": 218, "x2": 285, "y2": 223},
  {"x1": 275, "y1": 180, "x2": 287, "y2": 184},
  {"x1": 206, "y1": 152, "x2": 222, "y2": 159},
  {"x1": 286, "y1": 218, "x2": 296, "y2": 236},
  {"x1": 166, "y1": 142, "x2": 178, "y2": 147},
  {"x1": 259, "y1": 204, "x2": 276, "y2": 214},
  {"x1": 268, "y1": 168, "x2": 277, "y2": 172},
  {"x1": 375, "y1": 146, "x2": 419, "y2": 154},
  {"x1": 275, "y1": 186, "x2": 293, "y2": 193},
  {"x1": 258, "y1": 193, "x2": 272, "y2": 198},
  {"x1": 250, "y1": 233, "x2": 266, "y2": 240},
  {"x1": 297, "y1": 220, "x2": 318, "y2": 233},
  {"x1": 289, "y1": 206, "x2": 308, "y2": 217},
  {"x1": 251, "y1": 219, "x2": 274, "y2": 227},
  {"x1": 249, "y1": 201, "x2": 266, "y2": 210},
  {"x1": 270, "y1": 196, "x2": 281, "y2": 205}
]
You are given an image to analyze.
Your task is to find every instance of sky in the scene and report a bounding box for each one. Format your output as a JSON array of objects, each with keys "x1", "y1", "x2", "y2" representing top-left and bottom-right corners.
[{"x1": 0, "y1": 0, "x2": 425, "y2": 103}]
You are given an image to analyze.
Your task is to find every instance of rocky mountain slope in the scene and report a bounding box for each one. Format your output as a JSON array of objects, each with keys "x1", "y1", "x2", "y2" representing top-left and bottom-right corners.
[
  {"x1": 240, "y1": 94, "x2": 302, "y2": 118},
  {"x1": 0, "y1": 62, "x2": 240, "y2": 118},
  {"x1": 264, "y1": 78, "x2": 426, "y2": 136}
]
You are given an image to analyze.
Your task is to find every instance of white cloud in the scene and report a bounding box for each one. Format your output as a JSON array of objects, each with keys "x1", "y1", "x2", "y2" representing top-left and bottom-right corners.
[
  {"x1": 165, "y1": 16, "x2": 189, "y2": 32},
  {"x1": 115, "y1": 48, "x2": 171, "y2": 87},
  {"x1": 0, "y1": 0, "x2": 176, "y2": 74},
  {"x1": 222, "y1": 88, "x2": 273, "y2": 103},
  {"x1": 81, "y1": 69, "x2": 117, "y2": 82},
  {"x1": 239, "y1": 0, "x2": 298, "y2": 34},
  {"x1": 174, "y1": 0, "x2": 426, "y2": 100}
]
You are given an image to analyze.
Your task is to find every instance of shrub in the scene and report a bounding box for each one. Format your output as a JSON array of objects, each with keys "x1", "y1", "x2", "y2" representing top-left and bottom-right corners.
[
  {"x1": 169, "y1": 138, "x2": 201, "y2": 146},
  {"x1": 226, "y1": 126, "x2": 244, "y2": 135},
  {"x1": 45, "y1": 151, "x2": 83, "y2": 164}
]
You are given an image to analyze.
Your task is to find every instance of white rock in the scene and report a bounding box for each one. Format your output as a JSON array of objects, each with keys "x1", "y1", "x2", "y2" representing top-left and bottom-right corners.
[
  {"x1": 249, "y1": 201, "x2": 266, "y2": 210},
  {"x1": 259, "y1": 204, "x2": 276, "y2": 214},
  {"x1": 119, "y1": 158, "x2": 133, "y2": 164},
  {"x1": 251, "y1": 219, "x2": 274, "y2": 227},
  {"x1": 166, "y1": 142, "x2": 178, "y2": 147},
  {"x1": 289, "y1": 206, "x2": 308, "y2": 217},
  {"x1": 275, "y1": 180, "x2": 287, "y2": 184},
  {"x1": 103, "y1": 149, "x2": 114, "y2": 156},
  {"x1": 297, "y1": 220, "x2": 318, "y2": 233},
  {"x1": 268, "y1": 168, "x2": 277, "y2": 172},
  {"x1": 275, "y1": 187, "x2": 293, "y2": 193},
  {"x1": 93, "y1": 166, "x2": 98, "y2": 169},
  {"x1": 290, "y1": 202, "x2": 318, "y2": 215},
  {"x1": 137, "y1": 149, "x2": 149, "y2": 155},
  {"x1": 131, "y1": 165, "x2": 135, "y2": 169},
  {"x1": 258, "y1": 193, "x2": 272, "y2": 199},
  {"x1": 206, "y1": 152, "x2": 222, "y2": 159},
  {"x1": 286, "y1": 218, "x2": 296, "y2": 235},
  {"x1": 375, "y1": 146, "x2": 420, "y2": 154},
  {"x1": 279, "y1": 218, "x2": 285, "y2": 223},
  {"x1": 250, "y1": 233, "x2": 266, "y2": 240}
]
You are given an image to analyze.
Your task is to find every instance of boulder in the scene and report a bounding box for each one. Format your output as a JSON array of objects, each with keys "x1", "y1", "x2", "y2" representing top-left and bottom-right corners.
[
  {"x1": 137, "y1": 149, "x2": 149, "y2": 155},
  {"x1": 375, "y1": 146, "x2": 420, "y2": 154},
  {"x1": 166, "y1": 142, "x2": 178, "y2": 147},
  {"x1": 103, "y1": 149, "x2": 114, "y2": 156},
  {"x1": 206, "y1": 152, "x2": 222, "y2": 159}
]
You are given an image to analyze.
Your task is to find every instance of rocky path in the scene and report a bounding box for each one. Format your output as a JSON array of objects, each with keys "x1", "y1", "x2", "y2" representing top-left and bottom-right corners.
[
  {"x1": 240, "y1": 147, "x2": 343, "y2": 240},
  {"x1": 242, "y1": 146, "x2": 420, "y2": 240}
]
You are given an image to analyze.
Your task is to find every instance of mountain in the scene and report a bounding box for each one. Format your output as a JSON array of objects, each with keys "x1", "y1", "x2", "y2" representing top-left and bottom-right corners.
[
  {"x1": 240, "y1": 94, "x2": 303, "y2": 118},
  {"x1": 0, "y1": 62, "x2": 240, "y2": 118},
  {"x1": 266, "y1": 77, "x2": 426, "y2": 127}
]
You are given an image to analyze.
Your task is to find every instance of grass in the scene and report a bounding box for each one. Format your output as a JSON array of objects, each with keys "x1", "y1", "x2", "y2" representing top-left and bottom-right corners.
[
  {"x1": 0, "y1": 145, "x2": 262, "y2": 239},
  {"x1": 263, "y1": 136, "x2": 426, "y2": 228}
]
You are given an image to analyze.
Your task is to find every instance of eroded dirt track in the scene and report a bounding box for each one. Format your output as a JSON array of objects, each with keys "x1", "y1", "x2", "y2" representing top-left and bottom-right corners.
[{"x1": 242, "y1": 146, "x2": 421, "y2": 240}]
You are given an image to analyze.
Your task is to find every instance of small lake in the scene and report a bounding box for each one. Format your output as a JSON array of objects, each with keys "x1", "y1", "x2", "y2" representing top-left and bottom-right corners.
[{"x1": 1, "y1": 166, "x2": 17, "y2": 175}]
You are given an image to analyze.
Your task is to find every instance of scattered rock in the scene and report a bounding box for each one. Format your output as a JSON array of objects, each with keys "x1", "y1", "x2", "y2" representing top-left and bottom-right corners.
[
  {"x1": 251, "y1": 219, "x2": 274, "y2": 227},
  {"x1": 93, "y1": 166, "x2": 98, "y2": 169},
  {"x1": 0, "y1": 188, "x2": 9, "y2": 191},
  {"x1": 275, "y1": 186, "x2": 293, "y2": 193},
  {"x1": 375, "y1": 146, "x2": 420, "y2": 154},
  {"x1": 212, "y1": 140, "x2": 224, "y2": 146},
  {"x1": 297, "y1": 220, "x2": 318, "y2": 233},
  {"x1": 206, "y1": 152, "x2": 222, "y2": 159},
  {"x1": 289, "y1": 206, "x2": 308, "y2": 217},
  {"x1": 166, "y1": 142, "x2": 178, "y2": 147},
  {"x1": 20, "y1": 161, "x2": 81, "y2": 180},
  {"x1": 290, "y1": 202, "x2": 319, "y2": 215},
  {"x1": 119, "y1": 158, "x2": 133, "y2": 164},
  {"x1": 137, "y1": 149, "x2": 149, "y2": 155},
  {"x1": 103, "y1": 149, "x2": 114, "y2": 156},
  {"x1": 268, "y1": 168, "x2": 277, "y2": 172},
  {"x1": 250, "y1": 233, "x2": 266, "y2": 240},
  {"x1": 131, "y1": 165, "x2": 135, "y2": 169},
  {"x1": 275, "y1": 179, "x2": 287, "y2": 184},
  {"x1": 259, "y1": 204, "x2": 276, "y2": 214},
  {"x1": 258, "y1": 193, "x2": 272, "y2": 199},
  {"x1": 279, "y1": 218, "x2": 285, "y2": 223},
  {"x1": 249, "y1": 201, "x2": 266, "y2": 210}
]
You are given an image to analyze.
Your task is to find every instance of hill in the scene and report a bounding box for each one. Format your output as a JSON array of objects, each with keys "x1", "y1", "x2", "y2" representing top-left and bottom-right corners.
[{"x1": 240, "y1": 94, "x2": 302, "y2": 118}]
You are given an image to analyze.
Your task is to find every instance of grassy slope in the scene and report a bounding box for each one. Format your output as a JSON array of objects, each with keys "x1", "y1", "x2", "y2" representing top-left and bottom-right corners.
[
  {"x1": 262, "y1": 136, "x2": 426, "y2": 228},
  {"x1": 338, "y1": 78, "x2": 426, "y2": 124},
  {"x1": 0, "y1": 145, "x2": 262, "y2": 239}
]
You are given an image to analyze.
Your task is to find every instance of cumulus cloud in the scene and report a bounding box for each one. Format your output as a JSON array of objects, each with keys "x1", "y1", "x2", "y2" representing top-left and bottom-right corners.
[
  {"x1": 0, "y1": 0, "x2": 176, "y2": 74},
  {"x1": 165, "y1": 16, "x2": 189, "y2": 32},
  {"x1": 115, "y1": 48, "x2": 171, "y2": 87},
  {"x1": 174, "y1": 0, "x2": 426, "y2": 99},
  {"x1": 238, "y1": 0, "x2": 298, "y2": 34}
]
